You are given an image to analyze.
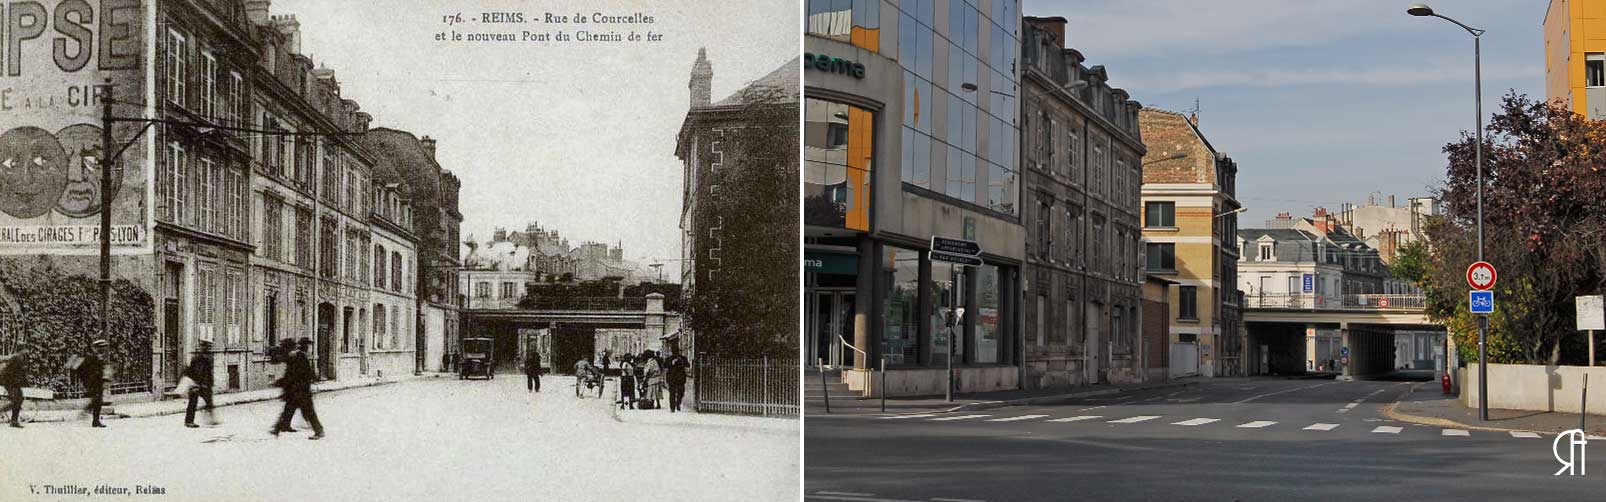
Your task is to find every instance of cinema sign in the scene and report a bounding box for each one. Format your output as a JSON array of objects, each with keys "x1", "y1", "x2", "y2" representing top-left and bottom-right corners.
[
  {"x1": 804, "y1": 52, "x2": 865, "y2": 79},
  {"x1": 0, "y1": 0, "x2": 149, "y2": 252}
]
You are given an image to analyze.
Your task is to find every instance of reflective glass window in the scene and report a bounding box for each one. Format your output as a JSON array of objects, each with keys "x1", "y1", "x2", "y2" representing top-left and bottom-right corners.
[
  {"x1": 804, "y1": 98, "x2": 875, "y2": 231},
  {"x1": 884, "y1": 246, "x2": 921, "y2": 365}
]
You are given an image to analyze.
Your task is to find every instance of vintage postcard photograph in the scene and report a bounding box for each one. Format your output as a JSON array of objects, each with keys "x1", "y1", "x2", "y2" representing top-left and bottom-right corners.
[{"x1": 0, "y1": 1, "x2": 799, "y2": 501}]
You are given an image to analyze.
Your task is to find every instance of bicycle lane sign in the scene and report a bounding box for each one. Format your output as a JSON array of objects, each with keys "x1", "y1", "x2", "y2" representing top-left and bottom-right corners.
[{"x1": 1470, "y1": 290, "x2": 1495, "y2": 315}]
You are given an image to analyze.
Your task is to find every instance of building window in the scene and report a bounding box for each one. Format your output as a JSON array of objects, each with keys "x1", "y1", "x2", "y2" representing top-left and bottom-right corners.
[
  {"x1": 1145, "y1": 243, "x2": 1175, "y2": 272},
  {"x1": 263, "y1": 197, "x2": 282, "y2": 261},
  {"x1": 165, "y1": 30, "x2": 186, "y2": 107},
  {"x1": 374, "y1": 246, "x2": 387, "y2": 288},
  {"x1": 1144, "y1": 201, "x2": 1175, "y2": 228},
  {"x1": 1178, "y1": 286, "x2": 1198, "y2": 320},
  {"x1": 196, "y1": 158, "x2": 215, "y2": 231},
  {"x1": 374, "y1": 305, "x2": 386, "y2": 350},
  {"x1": 201, "y1": 52, "x2": 217, "y2": 118},
  {"x1": 392, "y1": 251, "x2": 403, "y2": 292},
  {"x1": 1590, "y1": 53, "x2": 1606, "y2": 87},
  {"x1": 228, "y1": 71, "x2": 244, "y2": 124},
  {"x1": 1036, "y1": 199, "x2": 1052, "y2": 259},
  {"x1": 884, "y1": 246, "x2": 920, "y2": 365},
  {"x1": 475, "y1": 282, "x2": 491, "y2": 299},
  {"x1": 319, "y1": 218, "x2": 338, "y2": 278},
  {"x1": 1259, "y1": 243, "x2": 1274, "y2": 261},
  {"x1": 295, "y1": 208, "x2": 313, "y2": 268},
  {"x1": 804, "y1": 97, "x2": 875, "y2": 231},
  {"x1": 804, "y1": 0, "x2": 881, "y2": 53},
  {"x1": 500, "y1": 282, "x2": 516, "y2": 299}
]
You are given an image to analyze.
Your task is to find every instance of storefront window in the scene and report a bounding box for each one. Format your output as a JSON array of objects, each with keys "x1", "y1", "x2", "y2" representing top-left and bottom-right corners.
[
  {"x1": 975, "y1": 265, "x2": 1001, "y2": 363},
  {"x1": 883, "y1": 246, "x2": 921, "y2": 364},
  {"x1": 805, "y1": 98, "x2": 874, "y2": 231}
]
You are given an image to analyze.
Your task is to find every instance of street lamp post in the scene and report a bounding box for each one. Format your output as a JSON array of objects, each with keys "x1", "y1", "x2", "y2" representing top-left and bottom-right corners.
[{"x1": 1408, "y1": 3, "x2": 1488, "y2": 421}]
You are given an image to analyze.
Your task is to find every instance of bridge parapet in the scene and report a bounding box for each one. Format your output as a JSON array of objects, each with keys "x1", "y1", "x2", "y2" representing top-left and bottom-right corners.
[{"x1": 1245, "y1": 293, "x2": 1425, "y2": 312}]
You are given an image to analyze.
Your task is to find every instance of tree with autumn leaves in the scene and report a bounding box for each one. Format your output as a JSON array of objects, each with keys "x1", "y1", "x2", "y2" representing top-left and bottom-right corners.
[{"x1": 1399, "y1": 93, "x2": 1606, "y2": 365}]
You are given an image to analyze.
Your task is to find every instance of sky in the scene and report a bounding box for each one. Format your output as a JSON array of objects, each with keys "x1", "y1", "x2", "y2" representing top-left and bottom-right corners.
[
  {"x1": 1030, "y1": 0, "x2": 1545, "y2": 227},
  {"x1": 272, "y1": 0, "x2": 798, "y2": 277}
]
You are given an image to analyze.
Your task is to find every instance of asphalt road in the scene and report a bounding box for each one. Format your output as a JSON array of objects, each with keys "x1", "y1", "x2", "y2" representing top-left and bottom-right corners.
[
  {"x1": 0, "y1": 376, "x2": 797, "y2": 502},
  {"x1": 805, "y1": 378, "x2": 1605, "y2": 502}
]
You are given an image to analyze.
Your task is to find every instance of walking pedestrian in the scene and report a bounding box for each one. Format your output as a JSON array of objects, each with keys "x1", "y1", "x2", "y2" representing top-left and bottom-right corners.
[
  {"x1": 75, "y1": 340, "x2": 110, "y2": 428},
  {"x1": 524, "y1": 349, "x2": 542, "y2": 392},
  {"x1": 183, "y1": 340, "x2": 217, "y2": 428},
  {"x1": 665, "y1": 349, "x2": 690, "y2": 413},
  {"x1": 271, "y1": 338, "x2": 324, "y2": 440},
  {"x1": 1, "y1": 343, "x2": 31, "y2": 428},
  {"x1": 641, "y1": 351, "x2": 663, "y2": 409},
  {"x1": 601, "y1": 350, "x2": 611, "y2": 372},
  {"x1": 617, "y1": 355, "x2": 636, "y2": 410}
]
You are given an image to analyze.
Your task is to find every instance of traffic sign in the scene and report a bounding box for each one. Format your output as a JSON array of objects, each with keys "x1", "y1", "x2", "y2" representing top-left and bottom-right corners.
[
  {"x1": 931, "y1": 236, "x2": 982, "y2": 256},
  {"x1": 1467, "y1": 261, "x2": 1497, "y2": 291},
  {"x1": 1340, "y1": 356, "x2": 1350, "y2": 365},
  {"x1": 1377, "y1": 296, "x2": 1390, "y2": 308},
  {"x1": 1469, "y1": 290, "x2": 1495, "y2": 314},
  {"x1": 930, "y1": 250, "x2": 984, "y2": 266},
  {"x1": 1340, "y1": 347, "x2": 1350, "y2": 357},
  {"x1": 1302, "y1": 274, "x2": 1314, "y2": 293}
]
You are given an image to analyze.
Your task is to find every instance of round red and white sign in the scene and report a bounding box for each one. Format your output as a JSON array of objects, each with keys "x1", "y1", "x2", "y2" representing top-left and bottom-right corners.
[
  {"x1": 1467, "y1": 261, "x2": 1497, "y2": 290},
  {"x1": 1378, "y1": 297, "x2": 1390, "y2": 308}
]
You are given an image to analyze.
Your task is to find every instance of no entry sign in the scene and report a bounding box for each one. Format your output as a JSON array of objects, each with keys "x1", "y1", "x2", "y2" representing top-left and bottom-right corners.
[{"x1": 1466, "y1": 261, "x2": 1497, "y2": 291}]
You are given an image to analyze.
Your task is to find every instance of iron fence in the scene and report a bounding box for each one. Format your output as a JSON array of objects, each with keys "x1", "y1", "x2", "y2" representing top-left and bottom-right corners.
[
  {"x1": 694, "y1": 355, "x2": 798, "y2": 418},
  {"x1": 1244, "y1": 293, "x2": 1425, "y2": 311}
]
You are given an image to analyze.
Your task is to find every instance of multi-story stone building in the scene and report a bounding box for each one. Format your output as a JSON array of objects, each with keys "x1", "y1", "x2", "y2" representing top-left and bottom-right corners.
[
  {"x1": 804, "y1": 0, "x2": 1025, "y2": 395},
  {"x1": 1333, "y1": 195, "x2": 1439, "y2": 266},
  {"x1": 1018, "y1": 17, "x2": 1147, "y2": 389},
  {"x1": 359, "y1": 129, "x2": 463, "y2": 373},
  {"x1": 1139, "y1": 108, "x2": 1244, "y2": 378}
]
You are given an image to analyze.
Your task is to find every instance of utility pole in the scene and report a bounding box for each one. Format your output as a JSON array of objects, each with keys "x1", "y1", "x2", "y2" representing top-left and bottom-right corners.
[{"x1": 99, "y1": 79, "x2": 116, "y2": 346}]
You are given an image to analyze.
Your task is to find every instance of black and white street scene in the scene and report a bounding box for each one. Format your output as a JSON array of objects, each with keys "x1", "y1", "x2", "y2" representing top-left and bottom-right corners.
[
  {"x1": 0, "y1": 1, "x2": 798, "y2": 500},
  {"x1": 805, "y1": 0, "x2": 1606, "y2": 500}
]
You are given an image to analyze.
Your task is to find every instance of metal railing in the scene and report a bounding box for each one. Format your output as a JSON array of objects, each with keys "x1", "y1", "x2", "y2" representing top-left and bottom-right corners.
[
  {"x1": 693, "y1": 355, "x2": 798, "y2": 418},
  {"x1": 1243, "y1": 293, "x2": 1425, "y2": 311}
]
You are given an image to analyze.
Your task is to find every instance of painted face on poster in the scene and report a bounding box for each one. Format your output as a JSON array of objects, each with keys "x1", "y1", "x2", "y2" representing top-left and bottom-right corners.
[{"x1": 0, "y1": 127, "x2": 71, "y2": 219}]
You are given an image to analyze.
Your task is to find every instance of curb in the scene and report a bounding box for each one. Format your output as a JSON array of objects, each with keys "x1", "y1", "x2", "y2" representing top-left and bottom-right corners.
[
  {"x1": 23, "y1": 374, "x2": 441, "y2": 423},
  {"x1": 609, "y1": 399, "x2": 797, "y2": 434},
  {"x1": 1379, "y1": 382, "x2": 1602, "y2": 436}
]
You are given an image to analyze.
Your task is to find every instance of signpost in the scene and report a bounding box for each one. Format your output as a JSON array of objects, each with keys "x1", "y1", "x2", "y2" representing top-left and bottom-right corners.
[
  {"x1": 1577, "y1": 295, "x2": 1603, "y2": 367},
  {"x1": 1466, "y1": 261, "x2": 1497, "y2": 421},
  {"x1": 930, "y1": 236, "x2": 982, "y2": 402}
]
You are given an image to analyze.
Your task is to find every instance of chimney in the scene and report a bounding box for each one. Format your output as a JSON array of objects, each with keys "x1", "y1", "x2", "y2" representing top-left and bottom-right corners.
[
  {"x1": 353, "y1": 112, "x2": 372, "y2": 133},
  {"x1": 1188, "y1": 112, "x2": 1199, "y2": 126},
  {"x1": 493, "y1": 228, "x2": 508, "y2": 242},
  {"x1": 1312, "y1": 208, "x2": 1330, "y2": 234},
  {"x1": 1025, "y1": 17, "x2": 1068, "y2": 50},
  {"x1": 272, "y1": 15, "x2": 302, "y2": 54},
  {"x1": 420, "y1": 136, "x2": 438, "y2": 160},
  {"x1": 1388, "y1": 195, "x2": 1396, "y2": 208},
  {"x1": 690, "y1": 48, "x2": 712, "y2": 108},
  {"x1": 245, "y1": 0, "x2": 271, "y2": 26}
]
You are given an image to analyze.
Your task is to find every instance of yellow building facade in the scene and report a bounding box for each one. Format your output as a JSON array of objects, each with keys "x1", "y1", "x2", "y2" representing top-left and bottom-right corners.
[{"x1": 1546, "y1": 0, "x2": 1606, "y2": 118}]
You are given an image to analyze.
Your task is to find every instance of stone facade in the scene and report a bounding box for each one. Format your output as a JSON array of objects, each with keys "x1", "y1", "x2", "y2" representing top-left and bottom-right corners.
[{"x1": 1019, "y1": 17, "x2": 1147, "y2": 389}]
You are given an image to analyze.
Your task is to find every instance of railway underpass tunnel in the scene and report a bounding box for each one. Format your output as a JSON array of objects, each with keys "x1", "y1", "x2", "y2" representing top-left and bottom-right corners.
[{"x1": 1246, "y1": 322, "x2": 1446, "y2": 380}]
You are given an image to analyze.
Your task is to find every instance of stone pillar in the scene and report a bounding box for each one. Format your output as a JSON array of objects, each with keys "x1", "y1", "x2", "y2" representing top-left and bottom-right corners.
[
  {"x1": 854, "y1": 237, "x2": 876, "y2": 370},
  {"x1": 1305, "y1": 324, "x2": 1318, "y2": 372}
]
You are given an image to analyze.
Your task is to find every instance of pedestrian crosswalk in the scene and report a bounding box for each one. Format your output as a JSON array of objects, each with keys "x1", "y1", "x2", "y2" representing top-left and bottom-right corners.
[{"x1": 867, "y1": 411, "x2": 1555, "y2": 441}]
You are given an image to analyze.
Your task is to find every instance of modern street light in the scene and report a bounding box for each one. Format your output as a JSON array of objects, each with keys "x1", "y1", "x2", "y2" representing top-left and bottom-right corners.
[{"x1": 1408, "y1": 3, "x2": 1489, "y2": 421}]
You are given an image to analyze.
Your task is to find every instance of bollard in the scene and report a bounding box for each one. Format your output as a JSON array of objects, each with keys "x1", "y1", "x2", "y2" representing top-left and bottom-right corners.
[
  {"x1": 880, "y1": 357, "x2": 887, "y2": 413},
  {"x1": 1582, "y1": 374, "x2": 1589, "y2": 432},
  {"x1": 819, "y1": 358, "x2": 830, "y2": 414}
]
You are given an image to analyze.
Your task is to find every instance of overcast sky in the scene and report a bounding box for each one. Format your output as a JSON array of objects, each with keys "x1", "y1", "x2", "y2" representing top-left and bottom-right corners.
[
  {"x1": 273, "y1": 0, "x2": 798, "y2": 277},
  {"x1": 1031, "y1": 0, "x2": 1544, "y2": 227}
]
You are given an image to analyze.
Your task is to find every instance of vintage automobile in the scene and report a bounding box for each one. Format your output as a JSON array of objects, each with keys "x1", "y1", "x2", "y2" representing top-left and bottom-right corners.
[{"x1": 459, "y1": 338, "x2": 495, "y2": 380}]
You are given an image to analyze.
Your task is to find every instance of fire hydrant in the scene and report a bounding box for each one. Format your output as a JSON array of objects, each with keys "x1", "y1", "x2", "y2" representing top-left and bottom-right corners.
[{"x1": 1441, "y1": 371, "x2": 1453, "y2": 394}]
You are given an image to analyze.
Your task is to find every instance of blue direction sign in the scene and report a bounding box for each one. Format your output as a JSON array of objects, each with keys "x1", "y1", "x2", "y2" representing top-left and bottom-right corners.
[
  {"x1": 1302, "y1": 274, "x2": 1314, "y2": 293},
  {"x1": 1469, "y1": 290, "x2": 1495, "y2": 315}
]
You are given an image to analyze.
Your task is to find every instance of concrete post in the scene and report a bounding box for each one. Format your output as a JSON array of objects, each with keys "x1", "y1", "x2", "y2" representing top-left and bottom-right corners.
[{"x1": 1339, "y1": 322, "x2": 1354, "y2": 381}]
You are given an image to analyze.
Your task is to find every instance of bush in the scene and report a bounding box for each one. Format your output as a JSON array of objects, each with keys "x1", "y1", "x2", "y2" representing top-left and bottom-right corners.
[{"x1": 0, "y1": 259, "x2": 154, "y2": 392}]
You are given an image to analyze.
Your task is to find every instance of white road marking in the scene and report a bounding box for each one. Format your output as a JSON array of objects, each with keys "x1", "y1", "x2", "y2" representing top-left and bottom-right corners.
[
  {"x1": 816, "y1": 492, "x2": 875, "y2": 497},
  {"x1": 1372, "y1": 426, "x2": 1404, "y2": 434},
  {"x1": 1509, "y1": 431, "x2": 1541, "y2": 439},
  {"x1": 1046, "y1": 416, "x2": 1103, "y2": 423},
  {"x1": 1234, "y1": 382, "x2": 1336, "y2": 404},
  {"x1": 1172, "y1": 418, "x2": 1220, "y2": 426},
  {"x1": 806, "y1": 495, "x2": 923, "y2": 502},
  {"x1": 1078, "y1": 405, "x2": 1110, "y2": 411},
  {"x1": 987, "y1": 415, "x2": 1048, "y2": 422},
  {"x1": 1108, "y1": 415, "x2": 1162, "y2": 424},
  {"x1": 930, "y1": 498, "x2": 986, "y2": 502},
  {"x1": 881, "y1": 414, "x2": 938, "y2": 419},
  {"x1": 929, "y1": 414, "x2": 990, "y2": 421},
  {"x1": 1237, "y1": 421, "x2": 1278, "y2": 428},
  {"x1": 1304, "y1": 423, "x2": 1340, "y2": 431},
  {"x1": 1344, "y1": 403, "x2": 1359, "y2": 409},
  {"x1": 1442, "y1": 429, "x2": 1470, "y2": 437}
]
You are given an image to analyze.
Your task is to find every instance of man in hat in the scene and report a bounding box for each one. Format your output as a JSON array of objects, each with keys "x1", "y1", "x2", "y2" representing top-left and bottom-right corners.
[
  {"x1": 665, "y1": 348, "x2": 690, "y2": 413},
  {"x1": 183, "y1": 340, "x2": 216, "y2": 428},
  {"x1": 0, "y1": 342, "x2": 31, "y2": 428},
  {"x1": 272, "y1": 338, "x2": 323, "y2": 439},
  {"x1": 524, "y1": 348, "x2": 542, "y2": 393},
  {"x1": 75, "y1": 340, "x2": 110, "y2": 428}
]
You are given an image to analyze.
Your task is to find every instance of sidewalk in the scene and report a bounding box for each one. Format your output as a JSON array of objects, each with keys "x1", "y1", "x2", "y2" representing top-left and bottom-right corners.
[
  {"x1": 1384, "y1": 381, "x2": 1606, "y2": 436},
  {"x1": 806, "y1": 378, "x2": 1198, "y2": 416},
  {"x1": 608, "y1": 401, "x2": 798, "y2": 434},
  {"x1": 24, "y1": 373, "x2": 446, "y2": 423}
]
